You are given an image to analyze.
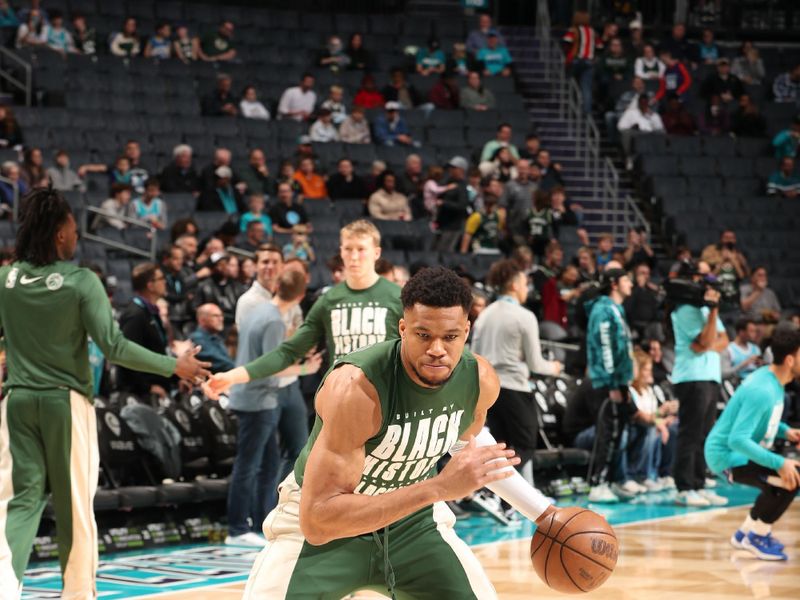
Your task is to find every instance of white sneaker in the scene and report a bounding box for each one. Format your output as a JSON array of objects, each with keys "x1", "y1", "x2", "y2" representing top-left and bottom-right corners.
[
  {"x1": 699, "y1": 489, "x2": 728, "y2": 506},
  {"x1": 705, "y1": 477, "x2": 718, "y2": 489},
  {"x1": 675, "y1": 490, "x2": 711, "y2": 507},
  {"x1": 643, "y1": 479, "x2": 664, "y2": 493},
  {"x1": 619, "y1": 480, "x2": 645, "y2": 495},
  {"x1": 658, "y1": 476, "x2": 676, "y2": 490},
  {"x1": 225, "y1": 532, "x2": 266, "y2": 547},
  {"x1": 609, "y1": 482, "x2": 637, "y2": 501},
  {"x1": 588, "y1": 483, "x2": 620, "y2": 503}
]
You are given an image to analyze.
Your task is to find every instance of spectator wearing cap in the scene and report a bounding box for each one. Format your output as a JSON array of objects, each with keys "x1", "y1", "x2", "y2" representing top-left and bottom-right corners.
[
  {"x1": 308, "y1": 108, "x2": 340, "y2": 143},
  {"x1": 193, "y1": 253, "x2": 240, "y2": 327},
  {"x1": 190, "y1": 303, "x2": 235, "y2": 372},
  {"x1": 416, "y1": 37, "x2": 446, "y2": 76},
  {"x1": 373, "y1": 102, "x2": 416, "y2": 147},
  {"x1": 239, "y1": 85, "x2": 270, "y2": 120},
  {"x1": 480, "y1": 122, "x2": 519, "y2": 162},
  {"x1": 199, "y1": 20, "x2": 236, "y2": 62},
  {"x1": 772, "y1": 63, "x2": 800, "y2": 105},
  {"x1": 202, "y1": 73, "x2": 238, "y2": 117},
  {"x1": 278, "y1": 73, "x2": 316, "y2": 122},
  {"x1": 327, "y1": 158, "x2": 367, "y2": 200},
  {"x1": 771, "y1": 117, "x2": 800, "y2": 160},
  {"x1": 353, "y1": 74, "x2": 385, "y2": 109},
  {"x1": 109, "y1": 16, "x2": 140, "y2": 57},
  {"x1": 198, "y1": 165, "x2": 244, "y2": 214},
  {"x1": 697, "y1": 28, "x2": 720, "y2": 65},
  {"x1": 701, "y1": 58, "x2": 744, "y2": 108},
  {"x1": 626, "y1": 19, "x2": 645, "y2": 57},
  {"x1": 466, "y1": 12, "x2": 506, "y2": 54},
  {"x1": 429, "y1": 71, "x2": 460, "y2": 109},
  {"x1": 368, "y1": 171, "x2": 410, "y2": 221},
  {"x1": 160, "y1": 144, "x2": 200, "y2": 194},
  {"x1": 144, "y1": 22, "x2": 171, "y2": 59},
  {"x1": 270, "y1": 182, "x2": 310, "y2": 234},
  {"x1": 460, "y1": 71, "x2": 495, "y2": 111},
  {"x1": 382, "y1": 68, "x2": 421, "y2": 109},
  {"x1": 477, "y1": 31, "x2": 513, "y2": 77},
  {"x1": 292, "y1": 157, "x2": 327, "y2": 200},
  {"x1": 433, "y1": 156, "x2": 470, "y2": 251},
  {"x1": 46, "y1": 150, "x2": 83, "y2": 192},
  {"x1": 767, "y1": 157, "x2": 800, "y2": 198},
  {"x1": 200, "y1": 148, "x2": 238, "y2": 197},
  {"x1": 339, "y1": 105, "x2": 371, "y2": 144}
]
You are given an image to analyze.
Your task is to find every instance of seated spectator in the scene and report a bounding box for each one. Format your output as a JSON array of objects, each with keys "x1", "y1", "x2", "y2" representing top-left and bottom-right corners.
[
  {"x1": 624, "y1": 227, "x2": 655, "y2": 270},
  {"x1": 771, "y1": 116, "x2": 800, "y2": 159},
  {"x1": 479, "y1": 146, "x2": 517, "y2": 182},
  {"x1": 429, "y1": 71, "x2": 460, "y2": 109},
  {"x1": 124, "y1": 140, "x2": 150, "y2": 194},
  {"x1": 661, "y1": 93, "x2": 696, "y2": 136},
  {"x1": 382, "y1": 68, "x2": 421, "y2": 109},
  {"x1": 239, "y1": 193, "x2": 273, "y2": 236},
  {"x1": 160, "y1": 144, "x2": 199, "y2": 194},
  {"x1": 327, "y1": 158, "x2": 367, "y2": 200},
  {"x1": 15, "y1": 9, "x2": 45, "y2": 48},
  {"x1": 416, "y1": 37, "x2": 446, "y2": 76},
  {"x1": 368, "y1": 171, "x2": 410, "y2": 220},
  {"x1": 767, "y1": 157, "x2": 800, "y2": 198},
  {"x1": 199, "y1": 147, "x2": 237, "y2": 196},
  {"x1": 634, "y1": 45, "x2": 664, "y2": 92},
  {"x1": 477, "y1": 31, "x2": 513, "y2": 77},
  {"x1": 518, "y1": 134, "x2": 541, "y2": 160},
  {"x1": 71, "y1": 12, "x2": 96, "y2": 56},
  {"x1": 46, "y1": 150, "x2": 83, "y2": 191},
  {"x1": 0, "y1": 160, "x2": 25, "y2": 217},
  {"x1": 238, "y1": 219, "x2": 267, "y2": 253},
  {"x1": 576, "y1": 246, "x2": 598, "y2": 283},
  {"x1": 624, "y1": 262, "x2": 662, "y2": 341},
  {"x1": 731, "y1": 41, "x2": 765, "y2": 85},
  {"x1": 0, "y1": 1, "x2": 18, "y2": 32},
  {"x1": 698, "y1": 94, "x2": 730, "y2": 136},
  {"x1": 701, "y1": 229, "x2": 749, "y2": 273},
  {"x1": 346, "y1": 32, "x2": 371, "y2": 71},
  {"x1": 309, "y1": 108, "x2": 340, "y2": 143},
  {"x1": 173, "y1": 23, "x2": 197, "y2": 63},
  {"x1": 460, "y1": 192, "x2": 504, "y2": 254},
  {"x1": 318, "y1": 35, "x2": 350, "y2": 72},
  {"x1": 461, "y1": 71, "x2": 496, "y2": 111},
  {"x1": 202, "y1": 73, "x2": 238, "y2": 117},
  {"x1": 731, "y1": 94, "x2": 766, "y2": 138},
  {"x1": 20, "y1": 147, "x2": 45, "y2": 187},
  {"x1": 144, "y1": 22, "x2": 171, "y2": 59},
  {"x1": 480, "y1": 123, "x2": 519, "y2": 162},
  {"x1": 292, "y1": 157, "x2": 327, "y2": 200},
  {"x1": 643, "y1": 338, "x2": 672, "y2": 384},
  {"x1": 290, "y1": 136, "x2": 317, "y2": 169},
  {"x1": 93, "y1": 183, "x2": 132, "y2": 230},
  {"x1": 595, "y1": 233, "x2": 614, "y2": 269},
  {"x1": 373, "y1": 102, "x2": 417, "y2": 147},
  {"x1": 321, "y1": 85, "x2": 347, "y2": 125},
  {"x1": 740, "y1": 266, "x2": 781, "y2": 322},
  {"x1": 397, "y1": 154, "x2": 424, "y2": 216},
  {"x1": 132, "y1": 178, "x2": 167, "y2": 230},
  {"x1": 278, "y1": 73, "x2": 316, "y2": 122},
  {"x1": 618, "y1": 95, "x2": 665, "y2": 154},
  {"x1": 536, "y1": 149, "x2": 565, "y2": 191},
  {"x1": 239, "y1": 85, "x2": 270, "y2": 120},
  {"x1": 772, "y1": 63, "x2": 800, "y2": 104},
  {"x1": 109, "y1": 17, "x2": 140, "y2": 57},
  {"x1": 466, "y1": 12, "x2": 506, "y2": 54},
  {"x1": 605, "y1": 76, "x2": 648, "y2": 140},
  {"x1": 549, "y1": 185, "x2": 582, "y2": 235},
  {"x1": 192, "y1": 255, "x2": 240, "y2": 327},
  {"x1": 339, "y1": 105, "x2": 371, "y2": 144},
  {"x1": 701, "y1": 58, "x2": 743, "y2": 107},
  {"x1": 198, "y1": 20, "x2": 236, "y2": 62},
  {"x1": 240, "y1": 149, "x2": 274, "y2": 197},
  {"x1": 277, "y1": 159, "x2": 303, "y2": 196},
  {"x1": 597, "y1": 37, "x2": 632, "y2": 104},
  {"x1": 365, "y1": 159, "x2": 387, "y2": 195},
  {"x1": 198, "y1": 166, "x2": 244, "y2": 214},
  {"x1": 715, "y1": 243, "x2": 748, "y2": 323},
  {"x1": 270, "y1": 182, "x2": 309, "y2": 233},
  {"x1": 450, "y1": 42, "x2": 471, "y2": 76},
  {"x1": 353, "y1": 74, "x2": 385, "y2": 110},
  {"x1": 161, "y1": 244, "x2": 191, "y2": 332},
  {"x1": 697, "y1": 28, "x2": 720, "y2": 64},
  {"x1": 44, "y1": 10, "x2": 74, "y2": 54},
  {"x1": 282, "y1": 225, "x2": 315, "y2": 262},
  {"x1": 725, "y1": 318, "x2": 762, "y2": 379},
  {"x1": 654, "y1": 51, "x2": 691, "y2": 103}
]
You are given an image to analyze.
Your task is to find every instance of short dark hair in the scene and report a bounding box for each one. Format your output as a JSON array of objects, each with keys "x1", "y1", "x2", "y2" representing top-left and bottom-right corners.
[
  {"x1": 375, "y1": 257, "x2": 394, "y2": 276},
  {"x1": 110, "y1": 182, "x2": 132, "y2": 197},
  {"x1": 276, "y1": 269, "x2": 307, "y2": 302},
  {"x1": 497, "y1": 122, "x2": 511, "y2": 131},
  {"x1": 486, "y1": 259, "x2": 522, "y2": 293},
  {"x1": 255, "y1": 243, "x2": 283, "y2": 262},
  {"x1": 326, "y1": 254, "x2": 344, "y2": 272},
  {"x1": 735, "y1": 318, "x2": 754, "y2": 333},
  {"x1": 771, "y1": 329, "x2": 800, "y2": 365},
  {"x1": 284, "y1": 257, "x2": 309, "y2": 273},
  {"x1": 131, "y1": 262, "x2": 160, "y2": 293},
  {"x1": 14, "y1": 187, "x2": 73, "y2": 266},
  {"x1": 401, "y1": 266, "x2": 473, "y2": 313}
]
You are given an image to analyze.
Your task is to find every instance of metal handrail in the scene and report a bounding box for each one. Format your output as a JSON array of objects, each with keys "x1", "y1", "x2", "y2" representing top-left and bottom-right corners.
[
  {"x1": 0, "y1": 174, "x2": 19, "y2": 223},
  {"x1": 82, "y1": 205, "x2": 157, "y2": 260},
  {"x1": 0, "y1": 48, "x2": 32, "y2": 107}
]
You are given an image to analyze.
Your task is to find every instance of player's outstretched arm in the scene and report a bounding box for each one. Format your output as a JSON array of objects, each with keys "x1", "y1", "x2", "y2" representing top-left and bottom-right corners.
[
  {"x1": 203, "y1": 352, "x2": 323, "y2": 399},
  {"x1": 299, "y1": 364, "x2": 519, "y2": 546}
]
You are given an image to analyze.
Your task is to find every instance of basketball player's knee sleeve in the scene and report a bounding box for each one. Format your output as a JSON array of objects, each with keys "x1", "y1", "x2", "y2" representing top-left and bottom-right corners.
[{"x1": 449, "y1": 429, "x2": 552, "y2": 521}]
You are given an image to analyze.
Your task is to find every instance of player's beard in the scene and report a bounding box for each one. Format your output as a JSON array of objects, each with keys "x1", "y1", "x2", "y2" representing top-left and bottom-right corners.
[{"x1": 410, "y1": 361, "x2": 453, "y2": 388}]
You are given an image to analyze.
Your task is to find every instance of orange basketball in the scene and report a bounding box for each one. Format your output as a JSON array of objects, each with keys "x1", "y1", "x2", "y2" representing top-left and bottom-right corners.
[{"x1": 531, "y1": 506, "x2": 618, "y2": 594}]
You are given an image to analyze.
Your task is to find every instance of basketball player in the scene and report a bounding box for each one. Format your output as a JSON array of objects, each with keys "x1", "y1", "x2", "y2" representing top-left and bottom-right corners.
[
  {"x1": 206, "y1": 220, "x2": 403, "y2": 395},
  {"x1": 206, "y1": 267, "x2": 556, "y2": 598},
  {"x1": 705, "y1": 329, "x2": 800, "y2": 561},
  {"x1": 0, "y1": 188, "x2": 211, "y2": 599}
]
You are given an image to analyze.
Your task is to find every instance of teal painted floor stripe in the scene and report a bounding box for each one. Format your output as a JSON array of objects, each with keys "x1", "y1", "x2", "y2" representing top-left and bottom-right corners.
[{"x1": 22, "y1": 482, "x2": 759, "y2": 599}]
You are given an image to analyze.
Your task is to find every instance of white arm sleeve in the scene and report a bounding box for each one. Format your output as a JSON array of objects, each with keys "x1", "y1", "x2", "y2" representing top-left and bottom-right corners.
[{"x1": 449, "y1": 429, "x2": 553, "y2": 521}]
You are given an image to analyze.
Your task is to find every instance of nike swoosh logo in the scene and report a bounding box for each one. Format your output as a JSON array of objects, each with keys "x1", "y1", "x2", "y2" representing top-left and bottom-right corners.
[{"x1": 19, "y1": 275, "x2": 43, "y2": 285}]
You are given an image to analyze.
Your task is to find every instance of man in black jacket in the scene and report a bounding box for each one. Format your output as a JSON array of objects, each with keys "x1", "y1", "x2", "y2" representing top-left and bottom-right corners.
[
  {"x1": 434, "y1": 156, "x2": 470, "y2": 251},
  {"x1": 160, "y1": 144, "x2": 200, "y2": 194},
  {"x1": 161, "y1": 245, "x2": 192, "y2": 336},
  {"x1": 192, "y1": 252, "x2": 240, "y2": 327}
]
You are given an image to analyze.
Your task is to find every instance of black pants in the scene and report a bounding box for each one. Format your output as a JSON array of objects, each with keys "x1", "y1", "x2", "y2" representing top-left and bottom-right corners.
[
  {"x1": 486, "y1": 387, "x2": 538, "y2": 474},
  {"x1": 731, "y1": 462, "x2": 799, "y2": 524},
  {"x1": 588, "y1": 386, "x2": 634, "y2": 487},
  {"x1": 673, "y1": 381, "x2": 719, "y2": 492}
]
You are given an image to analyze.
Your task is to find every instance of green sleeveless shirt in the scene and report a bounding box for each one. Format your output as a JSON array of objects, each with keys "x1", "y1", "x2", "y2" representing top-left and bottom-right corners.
[{"x1": 294, "y1": 339, "x2": 480, "y2": 498}]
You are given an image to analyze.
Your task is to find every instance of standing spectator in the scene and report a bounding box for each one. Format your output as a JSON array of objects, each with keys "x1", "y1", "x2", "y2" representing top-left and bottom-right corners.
[
  {"x1": 352, "y1": 74, "x2": 384, "y2": 109},
  {"x1": 771, "y1": 116, "x2": 800, "y2": 159},
  {"x1": 634, "y1": 44, "x2": 664, "y2": 92},
  {"x1": 597, "y1": 37, "x2": 632, "y2": 105},
  {"x1": 382, "y1": 68, "x2": 421, "y2": 109},
  {"x1": 202, "y1": 73, "x2": 238, "y2": 117},
  {"x1": 460, "y1": 192, "x2": 505, "y2": 254},
  {"x1": 160, "y1": 144, "x2": 199, "y2": 194},
  {"x1": 320, "y1": 85, "x2": 347, "y2": 125},
  {"x1": 109, "y1": 17, "x2": 140, "y2": 57},
  {"x1": 740, "y1": 267, "x2": 782, "y2": 322},
  {"x1": 308, "y1": 108, "x2": 340, "y2": 143},
  {"x1": 562, "y1": 10, "x2": 602, "y2": 114},
  {"x1": 198, "y1": 166, "x2": 244, "y2": 214},
  {"x1": 278, "y1": 73, "x2": 316, "y2": 122},
  {"x1": 71, "y1": 12, "x2": 95, "y2": 56},
  {"x1": 162, "y1": 244, "x2": 191, "y2": 332},
  {"x1": 193, "y1": 253, "x2": 240, "y2": 327},
  {"x1": 270, "y1": 182, "x2": 309, "y2": 233},
  {"x1": 190, "y1": 304, "x2": 235, "y2": 372},
  {"x1": 480, "y1": 123, "x2": 519, "y2": 162},
  {"x1": 0, "y1": 0, "x2": 18, "y2": 39},
  {"x1": 20, "y1": 147, "x2": 45, "y2": 187},
  {"x1": 339, "y1": 105, "x2": 371, "y2": 144},
  {"x1": 654, "y1": 51, "x2": 692, "y2": 103},
  {"x1": 93, "y1": 183, "x2": 132, "y2": 230},
  {"x1": 239, "y1": 149, "x2": 274, "y2": 197},
  {"x1": 239, "y1": 193, "x2": 273, "y2": 236},
  {"x1": 173, "y1": 23, "x2": 197, "y2": 62},
  {"x1": 433, "y1": 156, "x2": 470, "y2": 251},
  {"x1": 731, "y1": 94, "x2": 766, "y2": 137},
  {"x1": 503, "y1": 159, "x2": 538, "y2": 245},
  {"x1": 429, "y1": 71, "x2": 460, "y2": 109},
  {"x1": 46, "y1": 150, "x2": 82, "y2": 191},
  {"x1": 317, "y1": 35, "x2": 350, "y2": 72},
  {"x1": 466, "y1": 12, "x2": 506, "y2": 54},
  {"x1": 292, "y1": 157, "x2": 327, "y2": 200},
  {"x1": 623, "y1": 227, "x2": 655, "y2": 270},
  {"x1": 373, "y1": 102, "x2": 416, "y2": 147},
  {"x1": 671, "y1": 261, "x2": 729, "y2": 507},
  {"x1": 772, "y1": 63, "x2": 800, "y2": 105},
  {"x1": 767, "y1": 157, "x2": 800, "y2": 197},
  {"x1": 726, "y1": 319, "x2": 762, "y2": 379},
  {"x1": 697, "y1": 28, "x2": 720, "y2": 64},
  {"x1": 461, "y1": 71, "x2": 496, "y2": 110},
  {"x1": 526, "y1": 189, "x2": 553, "y2": 258},
  {"x1": 732, "y1": 41, "x2": 765, "y2": 85},
  {"x1": 44, "y1": 10, "x2": 74, "y2": 54},
  {"x1": 327, "y1": 158, "x2": 367, "y2": 200},
  {"x1": 367, "y1": 171, "x2": 410, "y2": 221},
  {"x1": 144, "y1": 22, "x2": 171, "y2": 59},
  {"x1": 623, "y1": 263, "x2": 663, "y2": 341},
  {"x1": 199, "y1": 20, "x2": 236, "y2": 62},
  {"x1": 477, "y1": 31, "x2": 513, "y2": 77},
  {"x1": 239, "y1": 85, "x2": 270, "y2": 120},
  {"x1": 535, "y1": 149, "x2": 565, "y2": 191},
  {"x1": 715, "y1": 244, "x2": 747, "y2": 326},
  {"x1": 416, "y1": 37, "x2": 446, "y2": 76},
  {"x1": 346, "y1": 32, "x2": 371, "y2": 71},
  {"x1": 701, "y1": 58, "x2": 744, "y2": 106},
  {"x1": 131, "y1": 178, "x2": 167, "y2": 230},
  {"x1": 450, "y1": 42, "x2": 471, "y2": 75}
]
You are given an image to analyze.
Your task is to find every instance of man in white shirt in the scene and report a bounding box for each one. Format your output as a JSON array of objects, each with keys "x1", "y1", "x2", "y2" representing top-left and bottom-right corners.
[
  {"x1": 235, "y1": 244, "x2": 282, "y2": 326},
  {"x1": 278, "y1": 73, "x2": 317, "y2": 122},
  {"x1": 618, "y1": 95, "x2": 664, "y2": 155},
  {"x1": 309, "y1": 108, "x2": 340, "y2": 143}
]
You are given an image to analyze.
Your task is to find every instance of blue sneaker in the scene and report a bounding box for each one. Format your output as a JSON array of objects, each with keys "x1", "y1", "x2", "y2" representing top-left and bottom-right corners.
[
  {"x1": 742, "y1": 532, "x2": 787, "y2": 561},
  {"x1": 765, "y1": 533, "x2": 785, "y2": 552},
  {"x1": 730, "y1": 529, "x2": 746, "y2": 549}
]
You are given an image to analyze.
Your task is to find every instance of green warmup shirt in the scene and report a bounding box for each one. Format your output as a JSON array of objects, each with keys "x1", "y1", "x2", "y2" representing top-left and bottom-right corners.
[
  {"x1": 0, "y1": 261, "x2": 176, "y2": 399},
  {"x1": 294, "y1": 339, "x2": 479, "y2": 502},
  {"x1": 244, "y1": 276, "x2": 403, "y2": 380}
]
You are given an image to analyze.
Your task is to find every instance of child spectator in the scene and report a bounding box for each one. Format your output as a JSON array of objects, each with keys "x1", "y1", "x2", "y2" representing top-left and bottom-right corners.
[
  {"x1": 144, "y1": 22, "x2": 171, "y2": 59},
  {"x1": 596, "y1": 233, "x2": 614, "y2": 269},
  {"x1": 282, "y1": 225, "x2": 315, "y2": 262},
  {"x1": 309, "y1": 108, "x2": 340, "y2": 143},
  {"x1": 132, "y1": 178, "x2": 167, "y2": 230},
  {"x1": 321, "y1": 85, "x2": 347, "y2": 125},
  {"x1": 239, "y1": 193, "x2": 273, "y2": 236},
  {"x1": 340, "y1": 105, "x2": 371, "y2": 144},
  {"x1": 44, "y1": 10, "x2": 74, "y2": 54},
  {"x1": 94, "y1": 183, "x2": 133, "y2": 230},
  {"x1": 173, "y1": 23, "x2": 197, "y2": 62},
  {"x1": 654, "y1": 50, "x2": 692, "y2": 103},
  {"x1": 239, "y1": 85, "x2": 271, "y2": 120},
  {"x1": 46, "y1": 150, "x2": 83, "y2": 191}
]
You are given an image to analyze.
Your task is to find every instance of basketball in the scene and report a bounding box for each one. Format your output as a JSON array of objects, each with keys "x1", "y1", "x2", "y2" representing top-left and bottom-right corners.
[{"x1": 531, "y1": 506, "x2": 619, "y2": 594}]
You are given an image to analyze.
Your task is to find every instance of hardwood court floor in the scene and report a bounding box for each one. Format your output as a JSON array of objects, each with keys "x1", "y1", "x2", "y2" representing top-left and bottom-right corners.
[{"x1": 143, "y1": 505, "x2": 799, "y2": 599}]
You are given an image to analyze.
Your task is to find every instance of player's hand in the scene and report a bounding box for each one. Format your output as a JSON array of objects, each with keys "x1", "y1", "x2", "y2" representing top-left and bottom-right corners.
[
  {"x1": 704, "y1": 288, "x2": 721, "y2": 305},
  {"x1": 434, "y1": 437, "x2": 519, "y2": 501},
  {"x1": 656, "y1": 421, "x2": 670, "y2": 445},
  {"x1": 202, "y1": 370, "x2": 237, "y2": 400},
  {"x1": 551, "y1": 361, "x2": 563, "y2": 376},
  {"x1": 777, "y1": 458, "x2": 800, "y2": 490},
  {"x1": 174, "y1": 345, "x2": 212, "y2": 383},
  {"x1": 303, "y1": 352, "x2": 323, "y2": 375},
  {"x1": 785, "y1": 428, "x2": 800, "y2": 444}
]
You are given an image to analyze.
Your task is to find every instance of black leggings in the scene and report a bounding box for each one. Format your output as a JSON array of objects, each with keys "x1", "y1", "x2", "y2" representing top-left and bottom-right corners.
[
  {"x1": 731, "y1": 462, "x2": 799, "y2": 524},
  {"x1": 673, "y1": 381, "x2": 719, "y2": 491},
  {"x1": 589, "y1": 387, "x2": 634, "y2": 487}
]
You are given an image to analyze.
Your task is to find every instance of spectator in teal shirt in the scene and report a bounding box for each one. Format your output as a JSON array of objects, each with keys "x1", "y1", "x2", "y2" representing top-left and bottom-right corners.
[
  {"x1": 766, "y1": 157, "x2": 800, "y2": 198},
  {"x1": 771, "y1": 117, "x2": 799, "y2": 159},
  {"x1": 416, "y1": 38, "x2": 446, "y2": 76},
  {"x1": 0, "y1": 1, "x2": 19, "y2": 29},
  {"x1": 239, "y1": 193, "x2": 273, "y2": 236},
  {"x1": 477, "y1": 31, "x2": 513, "y2": 77}
]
